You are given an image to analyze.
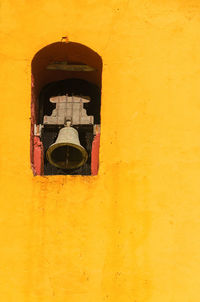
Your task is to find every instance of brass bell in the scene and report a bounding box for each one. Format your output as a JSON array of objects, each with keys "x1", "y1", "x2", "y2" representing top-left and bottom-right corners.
[{"x1": 46, "y1": 125, "x2": 88, "y2": 170}]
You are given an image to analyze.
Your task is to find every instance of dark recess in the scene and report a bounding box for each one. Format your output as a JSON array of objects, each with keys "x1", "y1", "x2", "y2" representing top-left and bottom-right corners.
[{"x1": 39, "y1": 79, "x2": 101, "y2": 175}]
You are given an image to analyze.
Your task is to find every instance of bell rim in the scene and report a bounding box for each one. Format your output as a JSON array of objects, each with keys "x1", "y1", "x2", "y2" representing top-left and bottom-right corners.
[{"x1": 46, "y1": 142, "x2": 88, "y2": 170}]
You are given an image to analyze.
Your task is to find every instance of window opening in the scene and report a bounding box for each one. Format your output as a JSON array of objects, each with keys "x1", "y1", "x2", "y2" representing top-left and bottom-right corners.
[{"x1": 31, "y1": 41, "x2": 102, "y2": 176}]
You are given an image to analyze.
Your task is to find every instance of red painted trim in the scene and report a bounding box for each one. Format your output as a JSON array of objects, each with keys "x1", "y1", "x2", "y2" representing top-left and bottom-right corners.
[
  {"x1": 30, "y1": 74, "x2": 35, "y2": 174},
  {"x1": 33, "y1": 137, "x2": 44, "y2": 176},
  {"x1": 91, "y1": 133, "x2": 100, "y2": 175},
  {"x1": 31, "y1": 74, "x2": 44, "y2": 175}
]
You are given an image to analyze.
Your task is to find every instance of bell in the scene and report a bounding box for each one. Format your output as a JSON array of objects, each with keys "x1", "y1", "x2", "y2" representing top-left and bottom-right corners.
[{"x1": 46, "y1": 126, "x2": 88, "y2": 170}]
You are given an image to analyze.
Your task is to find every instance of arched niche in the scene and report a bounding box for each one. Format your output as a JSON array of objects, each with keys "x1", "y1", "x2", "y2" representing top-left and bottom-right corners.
[{"x1": 31, "y1": 41, "x2": 102, "y2": 176}]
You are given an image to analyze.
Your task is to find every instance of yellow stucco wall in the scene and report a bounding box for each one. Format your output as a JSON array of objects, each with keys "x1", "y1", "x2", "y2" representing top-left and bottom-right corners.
[{"x1": 1, "y1": 0, "x2": 200, "y2": 301}]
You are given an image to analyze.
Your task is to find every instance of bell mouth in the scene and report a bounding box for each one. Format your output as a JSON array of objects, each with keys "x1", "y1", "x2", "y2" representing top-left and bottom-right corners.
[{"x1": 46, "y1": 143, "x2": 88, "y2": 170}]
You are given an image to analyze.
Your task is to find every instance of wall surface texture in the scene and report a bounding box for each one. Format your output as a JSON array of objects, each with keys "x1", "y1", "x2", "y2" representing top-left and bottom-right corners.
[{"x1": 1, "y1": 0, "x2": 200, "y2": 301}]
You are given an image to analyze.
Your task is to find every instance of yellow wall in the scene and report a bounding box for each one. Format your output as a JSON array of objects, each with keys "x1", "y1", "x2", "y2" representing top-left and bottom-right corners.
[{"x1": 1, "y1": 0, "x2": 200, "y2": 301}]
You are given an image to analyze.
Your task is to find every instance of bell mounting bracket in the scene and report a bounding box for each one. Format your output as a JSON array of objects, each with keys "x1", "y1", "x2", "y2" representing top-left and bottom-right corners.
[{"x1": 43, "y1": 95, "x2": 94, "y2": 126}]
